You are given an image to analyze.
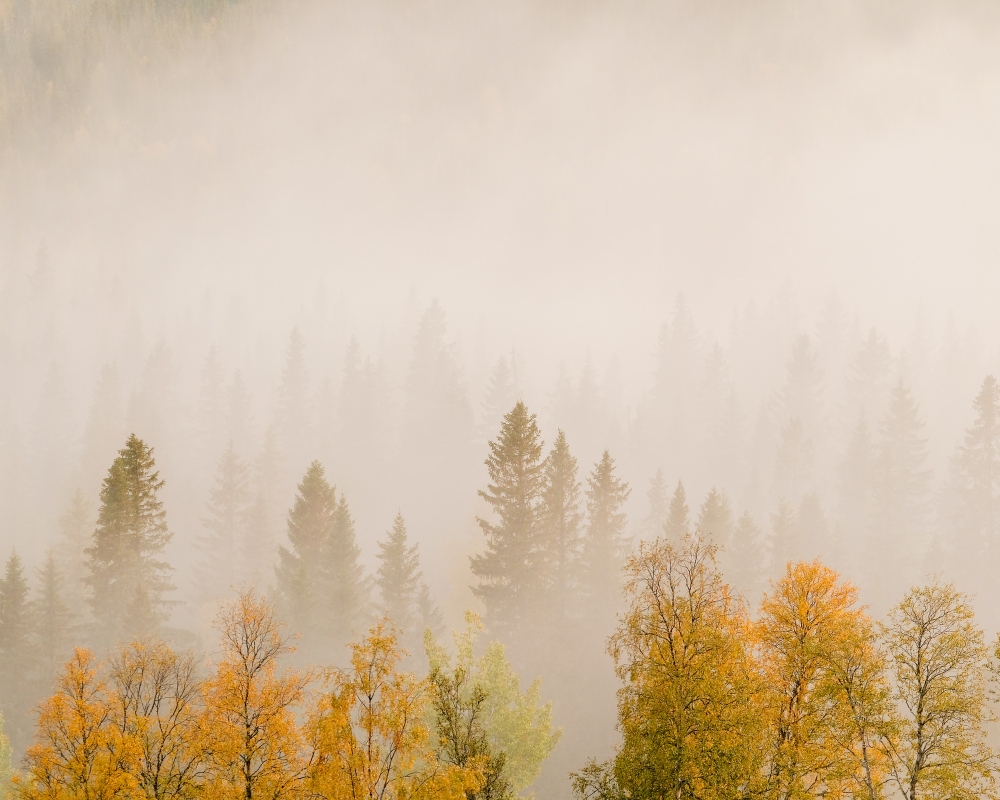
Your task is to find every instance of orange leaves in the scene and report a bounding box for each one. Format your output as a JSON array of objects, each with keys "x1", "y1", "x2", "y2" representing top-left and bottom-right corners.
[{"x1": 306, "y1": 621, "x2": 480, "y2": 800}]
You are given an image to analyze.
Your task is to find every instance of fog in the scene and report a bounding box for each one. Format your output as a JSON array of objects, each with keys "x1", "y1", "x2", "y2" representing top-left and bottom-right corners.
[{"x1": 5, "y1": 0, "x2": 1000, "y2": 796}]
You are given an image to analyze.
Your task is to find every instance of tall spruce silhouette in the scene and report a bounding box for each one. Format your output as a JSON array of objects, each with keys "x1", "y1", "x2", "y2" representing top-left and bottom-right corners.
[{"x1": 85, "y1": 434, "x2": 173, "y2": 645}]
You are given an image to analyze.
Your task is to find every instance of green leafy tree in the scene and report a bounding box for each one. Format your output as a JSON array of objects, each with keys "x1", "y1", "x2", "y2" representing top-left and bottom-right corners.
[
  {"x1": 538, "y1": 430, "x2": 583, "y2": 623},
  {"x1": 426, "y1": 614, "x2": 560, "y2": 797},
  {"x1": 0, "y1": 551, "x2": 31, "y2": 754},
  {"x1": 580, "y1": 451, "x2": 630, "y2": 617},
  {"x1": 471, "y1": 402, "x2": 545, "y2": 638},
  {"x1": 85, "y1": 434, "x2": 174, "y2": 646}
]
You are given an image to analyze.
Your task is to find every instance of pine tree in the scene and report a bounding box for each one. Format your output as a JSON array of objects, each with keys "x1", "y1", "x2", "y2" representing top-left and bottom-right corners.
[
  {"x1": 276, "y1": 461, "x2": 368, "y2": 655},
  {"x1": 725, "y1": 511, "x2": 764, "y2": 601},
  {"x1": 196, "y1": 347, "x2": 227, "y2": 479},
  {"x1": 580, "y1": 450, "x2": 631, "y2": 617},
  {"x1": 838, "y1": 413, "x2": 874, "y2": 577},
  {"x1": 773, "y1": 417, "x2": 813, "y2": 501},
  {"x1": 538, "y1": 430, "x2": 583, "y2": 620},
  {"x1": 56, "y1": 489, "x2": 92, "y2": 618},
  {"x1": 226, "y1": 369, "x2": 254, "y2": 452},
  {"x1": 470, "y1": 402, "x2": 545, "y2": 639},
  {"x1": 277, "y1": 327, "x2": 311, "y2": 473},
  {"x1": 480, "y1": 355, "x2": 517, "y2": 442},
  {"x1": 0, "y1": 551, "x2": 31, "y2": 754},
  {"x1": 844, "y1": 328, "x2": 892, "y2": 426},
  {"x1": 950, "y1": 375, "x2": 1000, "y2": 559},
  {"x1": 770, "y1": 499, "x2": 798, "y2": 575},
  {"x1": 777, "y1": 335, "x2": 825, "y2": 443},
  {"x1": 321, "y1": 491, "x2": 369, "y2": 649},
  {"x1": 871, "y1": 379, "x2": 930, "y2": 600},
  {"x1": 695, "y1": 487, "x2": 733, "y2": 545},
  {"x1": 638, "y1": 469, "x2": 669, "y2": 541},
  {"x1": 79, "y1": 364, "x2": 124, "y2": 496},
  {"x1": 664, "y1": 480, "x2": 690, "y2": 541},
  {"x1": 195, "y1": 441, "x2": 252, "y2": 606},
  {"x1": 376, "y1": 513, "x2": 437, "y2": 649},
  {"x1": 244, "y1": 426, "x2": 284, "y2": 589},
  {"x1": 30, "y1": 551, "x2": 71, "y2": 694},
  {"x1": 377, "y1": 513, "x2": 421, "y2": 632},
  {"x1": 276, "y1": 461, "x2": 336, "y2": 646},
  {"x1": 85, "y1": 434, "x2": 174, "y2": 646}
]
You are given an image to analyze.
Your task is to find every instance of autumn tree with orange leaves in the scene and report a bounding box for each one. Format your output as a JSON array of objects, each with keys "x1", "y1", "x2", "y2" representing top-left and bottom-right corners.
[{"x1": 200, "y1": 591, "x2": 311, "y2": 800}]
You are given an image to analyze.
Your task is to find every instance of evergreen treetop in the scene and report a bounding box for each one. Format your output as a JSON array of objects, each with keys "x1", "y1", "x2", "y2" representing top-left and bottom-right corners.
[
  {"x1": 664, "y1": 480, "x2": 690, "y2": 541},
  {"x1": 85, "y1": 434, "x2": 173, "y2": 645},
  {"x1": 471, "y1": 401, "x2": 546, "y2": 637}
]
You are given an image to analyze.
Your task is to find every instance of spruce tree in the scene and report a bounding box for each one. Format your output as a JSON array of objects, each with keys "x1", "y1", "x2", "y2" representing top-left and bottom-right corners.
[
  {"x1": 725, "y1": 511, "x2": 764, "y2": 601},
  {"x1": 276, "y1": 461, "x2": 336, "y2": 645},
  {"x1": 377, "y1": 513, "x2": 421, "y2": 631},
  {"x1": 664, "y1": 480, "x2": 690, "y2": 541},
  {"x1": 276, "y1": 461, "x2": 368, "y2": 654},
  {"x1": 695, "y1": 487, "x2": 732, "y2": 545},
  {"x1": 244, "y1": 426, "x2": 283, "y2": 588},
  {"x1": 195, "y1": 441, "x2": 251, "y2": 606},
  {"x1": 320, "y1": 491, "x2": 369, "y2": 648},
  {"x1": 769, "y1": 499, "x2": 798, "y2": 575},
  {"x1": 638, "y1": 469, "x2": 669, "y2": 541},
  {"x1": 56, "y1": 489, "x2": 92, "y2": 617},
  {"x1": 277, "y1": 327, "x2": 311, "y2": 472},
  {"x1": 470, "y1": 401, "x2": 545, "y2": 638},
  {"x1": 30, "y1": 551, "x2": 71, "y2": 692},
  {"x1": 773, "y1": 417, "x2": 813, "y2": 501},
  {"x1": 950, "y1": 375, "x2": 1000, "y2": 558},
  {"x1": 0, "y1": 551, "x2": 31, "y2": 754},
  {"x1": 480, "y1": 355, "x2": 517, "y2": 442},
  {"x1": 538, "y1": 430, "x2": 583, "y2": 620},
  {"x1": 580, "y1": 450, "x2": 631, "y2": 616},
  {"x1": 85, "y1": 434, "x2": 173, "y2": 645},
  {"x1": 416, "y1": 583, "x2": 445, "y2": 640},
  {"x1": 837, "y1": 412, "x2": 874, "y2": 577},
  {"x1": 871, "y1": 378, "x2": 930, "y2": 598}
]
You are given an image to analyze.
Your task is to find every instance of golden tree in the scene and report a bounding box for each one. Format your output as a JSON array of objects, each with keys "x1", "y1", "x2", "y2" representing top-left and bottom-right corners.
[
  {"x1": 307, "y1": 621, "x2": 478, "y2": 800},
  {"x1": 578, "y1": 535, "x2": 764, "y2": 800},
  {"x1": 755, "y1": 560, "x2": 868, "y2": 800},
  {"x1": 200, "y1": 591, "x2": 311, "y2": 800},
  {"x1": 884, "y1": 582, "x2": 996, "y2": 800},
  {"x1": 16, "y1": 649, "x2": 138, "y2": 800},
  {"x1": 107, "y1": 641, "x2": 203, "y2": 800}
]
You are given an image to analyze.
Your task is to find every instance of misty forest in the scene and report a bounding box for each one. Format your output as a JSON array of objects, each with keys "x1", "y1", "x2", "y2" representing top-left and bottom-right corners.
[{"x1": 5, "y1": 1, "x2": 1000, "y2": 799}]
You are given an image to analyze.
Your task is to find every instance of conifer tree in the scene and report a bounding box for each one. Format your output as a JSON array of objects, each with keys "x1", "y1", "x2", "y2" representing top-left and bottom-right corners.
[
  {"x1": 195, "y1": 441, "x2": 252, "y2": 606},
  {"x1": 56, "y1": 489, "x2": 92, "y2": 617},
  {"x1": 376, "y1": 513, "x2": 421, "y2": 634},
  {"x1": 773, "y1": 417, "x2": 813, "y2": 501},
  {"x1": 197, "y1": 346, "x2": 227, "y2": 478},
  {"x1": 277, "y1": 327, "x2": 311, "y2": 472},
  {"x1": 79, "y1": 364, "x2": 124, "y2": 495},
  {"x1": 30, "y1": 551, "x2": 71, "y2": 694},
  {"x1": 639, "y1": 469, "x2": 669, "y2": 541},
  {"x1": 724, "y1": 511, "x2": 764, "y2": 601},
  {"x1": 85, "y1": 434, "x2": 174, "y2": 646},
  {"x1": 580, "y1": 450, "x2": 631, "y2": 616},
  {"x1": 416, "y1": 583, "x2": 445, "y2": 640},
  {"x1": 244, "y1": 426, "x2": 283, "y2": 589},
  {"x1": 950, "y1": 375, "x2": 1000, "y2": 559},
  {"x1": 838, "y1": 413, "x2": 874, "y2": 576},
  {"x1": 844, "y1": 328, "x2": 892, "y2": 426},
  {"x1": 276, "y1": 461, "x2": 368, "y2": 654},
  {"x1": 696, "y1": 487, "x2": 733, "y2": 544},
  {"x1": 795, "y1": 492, "x2": 828, "y2": 563},
  {"x1": 471, "y1": 402, "x2": 545, "y2": 638},
  {"x1": 664, "y1": 480, "x2": 690, "y2": 541},
  {"x1": 538, "y1": 430, "x2": 583, "y2": 620},
  {"x1": 226, "y1": 369, "x2": 254, "y2": 454},
  {"x1": 871, "y1": 379, "x2": 930, "y2": 598},
  {"x1": 276, "y1": 461, "x2": 336, "y2": 645},
  {"x1": 770, "y1": 499, "x2": 798, "y2": 574},
  {"x1": 480, "y1": 355, "x2": 517, "y2": 442},
  {"x1": 321, "y1": 491, "x2": 369, "y2": 649},
  {"x1": 777, "y1": 334, "x2": 825, "y2": 447},
  {"x1": 0, "y1": 551, "x2": 31, "y2": 754}
]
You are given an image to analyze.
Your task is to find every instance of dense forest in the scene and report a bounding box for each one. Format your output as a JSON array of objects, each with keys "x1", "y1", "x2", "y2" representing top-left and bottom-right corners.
[{"x1": 6, "y1": 0, "x2": 1000, "y2": 797}]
